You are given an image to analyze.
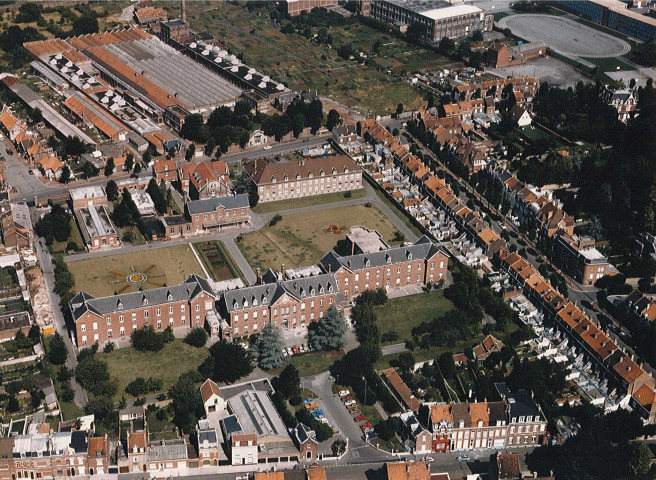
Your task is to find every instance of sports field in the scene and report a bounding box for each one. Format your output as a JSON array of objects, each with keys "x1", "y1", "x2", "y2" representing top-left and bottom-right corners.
[
  {"x1": 237, "y1": 204, "x2": 402, "y2": 271},
  {"x1": 67, "y1": 245, "x2": 205, "y2": 297}
]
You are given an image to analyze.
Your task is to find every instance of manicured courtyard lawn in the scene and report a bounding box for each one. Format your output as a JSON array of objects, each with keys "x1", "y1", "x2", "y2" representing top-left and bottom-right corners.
[
  {"x1": 237, "y1": 204, "x2": 402, "y2": 271},
  {"x1": 375, "y1": 290, "x2": 454, "y2": 344},
  {"x1": 252, "y1": 189, "x2": 367, "y2": 214},
  {"x1": 194, "y1": 241, "x2": 243, "y2": 282},
  {"x1": 67, "y1": 245, "x2": 205, "y2": 297},
  {"x1": 97, "y1": 339, "x2": 209, "y2": 401}
]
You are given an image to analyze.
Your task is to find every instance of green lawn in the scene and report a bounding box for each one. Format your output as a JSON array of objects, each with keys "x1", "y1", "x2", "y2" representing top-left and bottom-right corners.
[
  {"x1": 51, "y1": 219, "x2": 85, "y2": 254},
  {"x1": 67, "y1": 244, "x2": 205, "y2": 297},
  {"x1": 96, "y1": 339, "x2": 209, "y2": 401},
  {"x1": 269, "y1": 350, "x2": 344, "y2": 377},
  {"x1": 375, "y1": 290, "x2": 454, "y2": 344},
  {"x1": 237, "y1": 204, "x2": 402, "y2": 271},
  {"x1": 253, "y1": 189, "x2": 367, "y2": 214},
  {"x1": 375, "y1": 335, "x2": 484, "y2": 370}
]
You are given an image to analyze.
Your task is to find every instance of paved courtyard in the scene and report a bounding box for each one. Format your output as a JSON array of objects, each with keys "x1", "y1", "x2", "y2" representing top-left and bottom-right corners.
[{"x1": 499, "y1": 14, "x2": 631, "y2": 58}]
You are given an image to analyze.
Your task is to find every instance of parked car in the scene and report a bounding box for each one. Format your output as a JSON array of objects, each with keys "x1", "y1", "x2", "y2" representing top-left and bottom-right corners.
[
  {"x1": 305, "y1": 402, "x2": 319, "y2": 410},
  {"x1": 360, "y1": 423, "x2": 373, "y2": 431},
  {"x1": 303, "y1": 138, "x2": 310, "y2": 143},
  {"x1": 292, "y1": 346, "x2": 299, "y2": 355},
  {"x1": 338, "y1": 390, "x2": 350, "y2": 397},
  {"x1": 318, "y1": 417, "x2": 329, "y2": 424},
  {"x1": 299, "y1": 344, "x2": 307, "y2": 353},
  {"x1": 341, "y1": 395, "x2": 353, "y2": 402},
  {"x1": 263, "y1": 145, "x2": 272, "y2": 150},
  {"x1": 354, "y1": 414, "x2": 367, "y2": 422},
  {"x1": 344, "y1": 399, "x2": 356, "y2": 406},
  {"x1": 285, "y1": 347, "x2": 293, "y2": 356},
  {"x1": 457, "y1": 455, "x2": 470, "y2": 462},
  {"x1": 312, "y1": 411, "x2": 324, "y2": 418},
  {"x1": 347, "y1": 405, "x2": 360, "y2": 413},
  {"x1": 310, "y1": 408, "x2": 323, "y2": 415},
  {"x1": 304, "y1": 398, "x2": 316, "y2": 404}
]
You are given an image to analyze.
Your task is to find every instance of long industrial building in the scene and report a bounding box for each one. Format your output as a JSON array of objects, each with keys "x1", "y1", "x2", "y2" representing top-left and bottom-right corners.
[
  {"x1": 557, "y1": 0, "x2": 656, "y2": 40},
  {"x1": 359, "y1": 0, "x2": 493, "y2": 40},
  {"x1": 24, "y1": 28, "x2": 244, "y2": 123}
]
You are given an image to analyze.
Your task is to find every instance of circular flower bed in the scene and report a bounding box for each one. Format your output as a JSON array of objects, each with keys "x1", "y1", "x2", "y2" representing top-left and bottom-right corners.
[{"x1": 126, "y1": 273, "x2": 148, "y2": 284}]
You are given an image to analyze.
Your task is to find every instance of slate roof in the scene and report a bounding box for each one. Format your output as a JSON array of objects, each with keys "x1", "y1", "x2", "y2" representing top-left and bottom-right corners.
[
  {"x1": 146, "y1": 439, "x2": 188, "y2": 461},
  {"x1": 495, "y1": 382, "x2": 542, "y2": 421},
  {"x1": 70, "y1": 274, "x2": 213, "y2": 322},
  {"x1": 245, "y1": 155, "x2": 361, "y2": 184},
  {"x1": 319, "y1": 236, "x2": 444, "y2": 273},
  {"x1": 186, "y1": 194, "x2": 249, "y2": 215},
  {"x1": 222, "y1": 273, "x2": 338, "y2": 313}
]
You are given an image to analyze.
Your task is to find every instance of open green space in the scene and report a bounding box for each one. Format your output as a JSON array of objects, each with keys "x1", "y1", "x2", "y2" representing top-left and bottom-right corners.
[
  {"x1": 237, "y1": 204, "x2": 402, "y2": 271},
  {"x1": 67, "y1": 244, "x2": 205, "y2": 297},
  {"x1": 51, "y1": 219, "x2": 85, "y2": 254},
  {"x1": 172, "y1": 2, "x2": 447, "y2": 116},
  {"x1": 374, "y1": 290, "x2": 454, "y2": 345},
  {"x1": 194, "y1": 241, "x2": 242, "y2": 282},
  {"x1": 270, "y1": 350, "x2": 345, "y2": 377},
  {"x1": 253, "y1": 189, "x2": 367, "y2": 214},
  {"x1": 97, "y1": 339, "x2": 209, "y2": 401}
]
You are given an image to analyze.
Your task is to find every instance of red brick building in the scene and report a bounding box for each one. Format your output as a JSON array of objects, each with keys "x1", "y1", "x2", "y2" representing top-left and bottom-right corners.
[
  {"x1": 218, "y1": 273, "x2": 340, "y2": 338},
  {"x1": 70, "y1": 274, "x2": 216, "y2": 348},
  {"x1": 319, "y1": 236, "x2": 449, "y2": 300},
  {"x1": 179, "y1": 161, "x2": 230, "y2": 200},
  {"x1": 153, "y1": 159, "x2": 179, "y2": 184},
  {"x1": 186, "y1": 194, "x2": 250, "y2": 233},
  {"x1": 245, "y1": 155, "x2": 362, "y2": 203}
]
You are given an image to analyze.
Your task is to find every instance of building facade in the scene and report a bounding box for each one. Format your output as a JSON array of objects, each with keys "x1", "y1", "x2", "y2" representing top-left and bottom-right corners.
[
  {"x1": 70, "y1": 274, "x2": 216, "y2": 347},
  {"x1": 245, "y1": 155, "x2": 362, "y2": 203},
  {"x1": 186, "y1": 194, "x2": 250, "y2": 233}
]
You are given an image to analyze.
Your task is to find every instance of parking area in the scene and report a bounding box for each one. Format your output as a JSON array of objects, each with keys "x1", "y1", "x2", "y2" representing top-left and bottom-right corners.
[
  {"x1": 488, "y1": 57, "x2": 592, "y2": 88},
  {"x1": 498, "y1": 14, "x2": 631, "y2": 58}
]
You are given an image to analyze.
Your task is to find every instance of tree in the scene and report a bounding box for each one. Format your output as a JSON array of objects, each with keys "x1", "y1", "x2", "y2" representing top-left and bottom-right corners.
[
  {"x1": 292, "y1": 114, "x2": 305, "y2": 138},
  {"x1": 72, "y1": 15, "x2": 98, "y2": 36},
  {"x1": 308, "y1": 306, "x2": 347, "y2": 350},
  {"x1": 253, "y1": 323, "x2": 286, "y2": 370},
  {"x1": 169, "y1": 375, "x2": 204, "y2": 432},
  {"x1": 131, "y1": 324, "x2": 164, "y2": 352},
  {"x1": 180, "y1": 113, "x2": 208, "y2": 143},
  {"x1": 375, "y1": 417, "x2": 397, "y2": 441},
  {"x1": 472, "y1": 29, "x2": 484, "y2": 41},
  {"x1": 81, "y1": 161, "x2": 98, "y2": 179},
  {"x1": 184, "y1": 327, "x2": 208, "y2": 348},
  {"x1": 6, "y1": 396, "x2": 19, "y2": 413},
  {"x1": 372, "y1": 39, "x2": 383, "y2": 54},
  {"x1": 438, "y1": 37, "x2": 455, "y2": 56},
  {"x1": 337, "y1": 43, "x2": 355, "y2": 59},
  {"x1": 146, "y1": 179, "x2": 167, "y2": 215},
  {"x1": 331, "y1": 439, "x2": 346, "y2": 456},
  {"x1": 103, "y1": 341, "x2": 115, "y2": 353},
  {"x1": 133, "y1": 162, "x2": 142, "y2": 176},
  {"x1": 75, "y1": 356, "x2": 116, "y2": 397},
  {"x1": 326, "y1": 109, "x2": 340, "y2": 131},
  {"x1": 106, "y1": 180, "x2": 118, "y2": 202},
  {"x1": 125, "y1": 153, "x2": 134, "y2": 172},
  {"x1": 396, "y1": 351, "x2": 416, "y2": 375},
  {"x1": 59, "y1": 165, "x2": 70, "y2": 184},
  {"x1": 48, "y1": 332, "x2": 69, "y2": 366},
  {"x1": 185, "y1": 143, "x2": 196, "y2": 162},
  {"x1": 396, "y1": 103, "x2": 404, "y2": 116},
  {"x1": 628, "y1": 442, "x2": 651, "y2": 477},
  {"x1": 35, "y1": 204, "x2": 71, "y2": 243},
  {"x1": 277, "y1": 364, "x2": 301, "y2": 399},
  {"x1": 104, "y1": 157, "x2": 114, "y2": 177},
  {"x1": 200, "y1": 340, "x2": 253, "y2": 384}
]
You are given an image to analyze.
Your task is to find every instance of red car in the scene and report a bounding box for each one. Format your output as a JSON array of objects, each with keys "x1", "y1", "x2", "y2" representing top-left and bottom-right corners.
[
  {"x1": 360, "y1": 423, "x2": 373, "y2": 431},
  {"x1": 341, "y1": 395, "x2": 353, "y2": 402},
  {"x1": 292, "y1": 346, "x2": 299, "y2": 355},
  {"x1": 354, "y1": 414, "x2": 367, "y2": 422}
]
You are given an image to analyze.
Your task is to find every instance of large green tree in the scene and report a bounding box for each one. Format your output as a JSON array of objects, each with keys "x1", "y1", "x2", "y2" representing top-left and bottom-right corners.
[
  {"x1": 253, "y1": 323, "x2": 286, "y2": 370},
  {"x1": 307, "y1": 306, "x2": 347, "y2": 350},
  {"x1": 200, "y1": 340, "x2": 253, "y2": 384}
]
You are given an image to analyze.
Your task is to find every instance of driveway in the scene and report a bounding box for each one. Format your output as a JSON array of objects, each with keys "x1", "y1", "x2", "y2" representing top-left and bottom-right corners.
[{"x1": 306, "y1": 372, "x2": 391, "y2": 464}]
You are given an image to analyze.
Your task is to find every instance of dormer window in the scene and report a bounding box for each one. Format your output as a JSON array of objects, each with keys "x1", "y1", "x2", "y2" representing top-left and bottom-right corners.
[
  {"x1": 320, "y1": 169, "x2": 325, "y2": 176},
  {"x1": 263, "y1": 296, "x2": 268, "y2": 304},
  {"x1": 271, "y1": 176, "x2": 277, "y2": 183},
  {"x1": 300, "y1": 287, "x2": 306, "y2": 297},
  {"x1": 243, "y1": 298, "x2": 249, "y2": 308},
  {"x1": 386, "y1": 254, "x2": 391, "y2": 264},
  {"x1": 253, "y1": 297, "x2": 258, "y2": 306},
  {"x1": 117, "y1": 301, "x2": 123, "y2": 309},
  {"x1": 344, "y1": 167, "x2": 349, "y2": 173},
  {"x1": 142, "y1": 297, "x2": 148, "y2": 306},
  {"x1": 319, "y1": 285, "x2": 324, "y2": 294},
  {"x1": 296, "y1": 173, "x2": 301, "y2": 179},
  {"x1": 167, "y1": 292, "x2": 173, "y2": 301},
  {"x1": 365, "y1": 258, "x2": 370, "y2": 267},
  {"x1": 407, "y1": 252, "x2": 413, "y2": 260},
  {"x1": 328, "y1": 285, "x2": 333, "y2": 293}
]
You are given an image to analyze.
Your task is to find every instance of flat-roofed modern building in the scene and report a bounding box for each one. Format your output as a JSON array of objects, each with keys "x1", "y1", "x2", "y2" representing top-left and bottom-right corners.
[
  {"x1": 362, "y1": 0, "x2": 493, "y2": 40},
  {"x1": 74, "y1": 205, "x2": 119, "y2": 252}
]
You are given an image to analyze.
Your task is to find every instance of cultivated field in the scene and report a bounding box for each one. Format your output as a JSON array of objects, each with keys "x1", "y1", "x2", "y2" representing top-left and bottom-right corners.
[
  {"x1": 237, "y1": 204, "x2": 402, "y2": 271},
  {"x1": 167, "y1": 2, "x2": 449, "y2": 116},
  {"x1": 67, "y1": 245, "x2": 205, "y2": 297}
]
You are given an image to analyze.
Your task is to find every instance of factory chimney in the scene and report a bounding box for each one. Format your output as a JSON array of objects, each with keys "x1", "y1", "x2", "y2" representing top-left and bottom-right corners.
[{"x1": 181, "y1": 0, "x2": 186, "y2": 22}]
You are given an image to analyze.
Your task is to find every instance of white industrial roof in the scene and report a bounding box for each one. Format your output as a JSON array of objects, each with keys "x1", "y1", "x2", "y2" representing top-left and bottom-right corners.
[{"x1": 421, "y1": 4, "x2": 483, "y2": 19}]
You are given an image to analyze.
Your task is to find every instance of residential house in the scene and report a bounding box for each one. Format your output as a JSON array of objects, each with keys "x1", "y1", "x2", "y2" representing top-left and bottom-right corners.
[
  {"x1": 248, "y1": 129, "x2": 268, "y2": 148},
  {"x1": 196, "y1": 419, "x2": 222, "y2": 467},
  {"x1": 245, "y1": 155, "x2": 362, "y2": 203},
  {"x1": 179, "y1": 161, "x2": 230, "y2": 199},
  {"x1": 487, "y1": 41, "x2": 548, "y2": 68},
  {"x1": 0, "y1": 106, "x2": 27, "y2": 143},
  {"x1": 88, "y1": 434, "x2": 109, "y2": 475},
  {"x1": 600, "y1": 87, "x2": 638, "y2": 122},
  {"x1": 399, "y1": 412, "x2": 433, "y2": 454},
  {"x1": 509, "y1": 105, "x2": 531, "y2": 127},
  {"x1": 555, "y1": 233, "x2": 612, "y2": 286},
  {"x1": 472, "y1": 334, "x2": 505, "y2": 363},
  {"x1": 383, "y1": 368, "x2": 420, "y2": 412},
  {"x1": 74, "y1": 205, "x2": 120, "y2": 251},
  {"x1": 231, "y1": 433, "x2": 257, "y2": 465},
  {"x1": 384, "y1": 460, "x2": 432, "y2": 480},
  {"x1": 495, "y1": 383, "x2": 548, "y2": 448},
  {"x1": 0, "y1": 201, "x2": 32, "y2": 249},
  {"x1": 333, "y1": 125, "x2": 358, "y2": 145},
  {"x1": 292, "y1": 423, "x2": 318, "y2": 461},
  {"x1": 154, "y1": 158, "x2": 179, "y2": 184},
  {"x1": 69, "y1": 274, "x2": 216, "y2": 348},
  {"x1": 70, "y1": 186, "x2": 108, "y2": 210},
  {"x1": 200, "y1": 378, "x2": 226, "y2": 415},
  {"x1": 38, "y1": 156, "x2": 65, "y2": 180},
  {"x1": 494, "y1": 452, "x2": 521, "y2": 480}
]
